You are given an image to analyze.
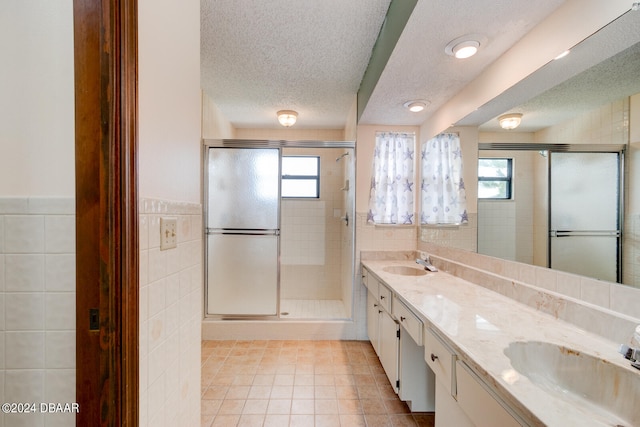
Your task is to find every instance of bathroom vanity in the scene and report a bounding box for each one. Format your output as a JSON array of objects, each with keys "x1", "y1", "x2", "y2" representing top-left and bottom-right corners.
[
  {"x1": 363, "y1": 268, "x2": 434, "y2": 411},
  {"x1": 361, "y1": 255, "x2": 640, "y2": 427}
]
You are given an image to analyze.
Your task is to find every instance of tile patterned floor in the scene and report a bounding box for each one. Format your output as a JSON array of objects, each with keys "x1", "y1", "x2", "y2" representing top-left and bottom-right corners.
[
  {"x1": 201, "y1": 340, "x2": 435, "y2": 427},
  {"x1": 279, "y1": 299, "x2": 348, "y2": 319}
]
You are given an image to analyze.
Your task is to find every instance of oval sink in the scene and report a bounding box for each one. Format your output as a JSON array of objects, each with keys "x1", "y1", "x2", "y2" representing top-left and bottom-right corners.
[
  {"x1": 382, "y1": 266, "x2": 428, "y2": 276},
  {"x1": 504, "y1": 341, "x2": 640, "y2": 426}
]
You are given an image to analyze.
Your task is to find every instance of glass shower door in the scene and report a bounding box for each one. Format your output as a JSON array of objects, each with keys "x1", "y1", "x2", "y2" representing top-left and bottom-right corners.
[
  {"x1": 205, "y1": 147, "x2": 280, "y2": 316},
  {"x1": 549, "y1": 152, "x2": 621, "y2": 282}
]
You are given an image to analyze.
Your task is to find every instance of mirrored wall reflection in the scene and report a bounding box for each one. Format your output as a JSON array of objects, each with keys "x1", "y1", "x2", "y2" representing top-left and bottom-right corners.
[
  {"x1": 477, "y1": 93, "x2": 633, "y2": 286},
  {"x1": 477, "y1": 150, "x2": 537, "y2": 265}
]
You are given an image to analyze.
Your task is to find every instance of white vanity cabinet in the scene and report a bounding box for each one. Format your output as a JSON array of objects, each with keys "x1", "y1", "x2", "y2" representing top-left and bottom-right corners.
[
  {"x1": 363, "y1": 267, "x2": 435, "y2": 409},
  {"x1": 396, "y1": 299, "x2": 435, "y2": 411},
  {"x1": 456, "y1": 361, "x2": 522, "y2": 427},
  {"x1": 425, "y1": 328, "x2": 523, "y2": 427},
  {"x1": 366, "y1": 291, "x2": 382, "y2": 356},
  {"x1": 425, "y1": 328, "x2": 473, "y2": 427},
  {"x1": 378, "y1": 305, "x2": 400, "y2": 390},
  {"x1": 364, "y1": 270, "x2": 399, "y2": 389}
]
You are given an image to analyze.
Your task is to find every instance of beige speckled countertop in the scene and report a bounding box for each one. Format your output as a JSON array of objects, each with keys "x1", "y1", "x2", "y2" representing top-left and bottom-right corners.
[{"x1": 361, "y1": 258, "x2": 639, "y2": 427}]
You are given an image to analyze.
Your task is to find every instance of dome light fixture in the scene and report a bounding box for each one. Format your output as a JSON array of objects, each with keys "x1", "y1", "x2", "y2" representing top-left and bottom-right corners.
[
  {"x1": 403, "y1": 100, "x2": 428, "y2": 113},
  {"x1": 498, "y1": 113, "x2": 523, "y2": 130},
  {"x1": 445, "y1": 35, "x2": 485, "y2": 59},
  {"x1": 277, "y1": 110, "x2": 298, "y2": 127}
]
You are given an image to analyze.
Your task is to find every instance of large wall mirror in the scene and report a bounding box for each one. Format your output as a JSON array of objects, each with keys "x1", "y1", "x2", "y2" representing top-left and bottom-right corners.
[{"x1": 458, "y1": 9, "x2": 640, "y2": 288}]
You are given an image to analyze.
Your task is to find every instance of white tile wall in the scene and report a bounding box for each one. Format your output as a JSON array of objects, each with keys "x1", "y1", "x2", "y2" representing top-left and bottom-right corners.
[
  {"x1": 279, "y1": 148, "x2": 347, "y2": 302},
  {"x1": 0, "y1": 197, "x2": 76, "y2": 427},
  {"x1": 478, "y1": 201, "x2": 516, "y2": 260},
  {"x1": 354, "y1": 213, "x2": 421, "y2": 340},
  {"x1": 139, "y1": 198, "x2": 202, "y2": 427},
  {"x1": 419, "y1": 214, "x2": 478, "y2": 252}
]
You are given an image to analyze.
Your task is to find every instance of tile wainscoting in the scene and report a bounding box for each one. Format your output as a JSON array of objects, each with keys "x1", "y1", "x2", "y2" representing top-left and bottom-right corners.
[
  {"x1": 0, "y1": 197, "x2": 76, "y2": 427},
  {"x1": 139, "y1": 198, "x2": 202, "y2": 427}
]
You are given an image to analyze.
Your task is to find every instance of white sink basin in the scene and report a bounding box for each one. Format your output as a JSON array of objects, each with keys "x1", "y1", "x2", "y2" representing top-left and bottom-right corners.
[
  {"x1": 382, "y1": 265, "x2": 428, "y2": 276},
  {"x1": 504, "y1": 341, "x2": 640, "y2": 426}
]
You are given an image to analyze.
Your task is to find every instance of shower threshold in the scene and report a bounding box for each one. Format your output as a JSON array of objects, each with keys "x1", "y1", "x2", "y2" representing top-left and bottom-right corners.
[{"x1": 279, "y1": 299, "x2": 347, "y2": 319}]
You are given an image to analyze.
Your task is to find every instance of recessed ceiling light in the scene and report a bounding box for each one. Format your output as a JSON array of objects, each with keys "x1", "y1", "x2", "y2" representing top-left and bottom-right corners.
[
  {"x1": 445, "y1": 35, "x2": 486, "y2": 59},
  {"x1": 452, "y1": 40, "x2": 480, "y2": 59},
  {"x1": 554, "y1": 50, "x2": 570, "y2": 60},
  {"x1": 403, "y1": 100, "x2": 429, "y2": 112}
]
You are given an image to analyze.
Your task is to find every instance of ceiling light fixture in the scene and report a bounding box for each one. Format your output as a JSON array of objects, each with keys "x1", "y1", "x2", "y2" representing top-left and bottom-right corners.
[
  {"x1": 403, "y1": 100, "x2": 428, "y2": 113},
  {"x1": 498, "y1": 113, "x2": 523, "y2": 130},
  {"x1": 277, "y1": 110, "x2": 298, "y2": 127},
  {"x1": 554, "y1": 49, "x2": 570, "y2": 60},
  {"x1": 445, "y1": 35, "x2": 485, "y2": 59}
]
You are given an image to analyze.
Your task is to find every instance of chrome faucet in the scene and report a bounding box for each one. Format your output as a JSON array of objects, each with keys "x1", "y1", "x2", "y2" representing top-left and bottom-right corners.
[
  {"x1": 619, "y1": 325, "x2": 640, "y2": 370},
  {"x1": 619, "y1": 345, "x2": 640, "y2": 370},
  {"x1": 416, "y1": 257, "x2": 438, "y2": 272}
]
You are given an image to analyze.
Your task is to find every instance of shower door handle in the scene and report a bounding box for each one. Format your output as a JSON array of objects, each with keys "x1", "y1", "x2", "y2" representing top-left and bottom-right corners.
[
  {"x1": 340, "y1": 212, "x2": 349, "y2": 227},
  {"x1": 549, "y1": 230, "x2": 620, "y2": 237}
]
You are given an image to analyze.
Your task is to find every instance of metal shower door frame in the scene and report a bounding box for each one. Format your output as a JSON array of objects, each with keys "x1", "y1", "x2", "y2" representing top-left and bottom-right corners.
[
  {"x1": 546, "y1": 146, "x2": 624, "y2": 283},
  {"x1": 202, "y1": 139, "x2": 356, "y2": 319}
]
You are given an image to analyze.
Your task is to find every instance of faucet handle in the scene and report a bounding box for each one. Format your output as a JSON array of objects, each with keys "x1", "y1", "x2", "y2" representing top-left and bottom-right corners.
[{"x1": 619, "y1": 344, "x2": 639, "y2": 362}]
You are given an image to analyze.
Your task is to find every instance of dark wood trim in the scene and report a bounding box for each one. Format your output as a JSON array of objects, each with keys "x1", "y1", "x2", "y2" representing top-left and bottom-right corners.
[{"x1": 74, "y1": 0, "x2": 139, "y2": 425}]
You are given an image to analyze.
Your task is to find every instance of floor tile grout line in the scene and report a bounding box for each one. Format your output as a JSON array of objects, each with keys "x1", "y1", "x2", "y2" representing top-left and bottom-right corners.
[{"x1": 201, "y1": 340, "x2": 434, "y2": 427}]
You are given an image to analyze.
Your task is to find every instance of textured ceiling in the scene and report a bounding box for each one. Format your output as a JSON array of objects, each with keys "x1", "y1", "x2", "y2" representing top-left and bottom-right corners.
[
  {"x1": 358, "y1": 0, "x2": 564, "y2": 126},
  {"x1": 200, "y1": 0, "x2": 564, "y2": 129},
  {"x1": 200, "y1": 0, "x2": 391, "y2": 129},
  {"x1": 466, "y1": 9, "x2": 640, "y2": 132},
  {"x1": 200, "y1": 1, "x2": 639, "y2": 132}
]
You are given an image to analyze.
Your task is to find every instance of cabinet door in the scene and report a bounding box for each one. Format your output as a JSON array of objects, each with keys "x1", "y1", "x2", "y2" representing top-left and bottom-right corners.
[
  {"x1": 435, "y1": 377, "x2": 474, "y2": 427},
  {"x1": 367, "y1": 291, "x2": 381, "y2": 355},
  {"x1": 456, "y1": 361, "x2": 522, "y2": 427},
  {"x1": 379, "y1": 309, "x2": 399, "y2": 392}
]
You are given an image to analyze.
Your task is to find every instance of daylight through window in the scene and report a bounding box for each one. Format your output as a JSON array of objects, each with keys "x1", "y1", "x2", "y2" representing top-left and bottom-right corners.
[
  {"x1": 478, "y1": 158, "x2": 512, "y2": 199},
  {"x1": 281, "y1": 156, "x2": 320, "y2": 198}
]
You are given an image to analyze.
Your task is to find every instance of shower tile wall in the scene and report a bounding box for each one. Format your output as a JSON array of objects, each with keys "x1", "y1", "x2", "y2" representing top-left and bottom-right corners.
[
  {"x1": 478, "y1": 150, "x2": 535, "y2": 265},
  {"x1": 534, "y1": 98, "x2": 629, "y2": 145},
  {"x1": 0, "y1": 197, "x2": 76, "y2": 427},
  {"x1": 280, "y1": 149, "x2": 346, "y2": 301},
  {"x1": 478, "y1": 202, "x2": 517, "y2": 260},
  {"x1": 139, "y1": 199, "x2": 202, "y2": 427}
]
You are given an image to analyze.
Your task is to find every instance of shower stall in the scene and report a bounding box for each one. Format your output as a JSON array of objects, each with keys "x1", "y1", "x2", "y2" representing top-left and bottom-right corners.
[{"x1": 204, "y1": 140, "x2": 355, "y2": 320}]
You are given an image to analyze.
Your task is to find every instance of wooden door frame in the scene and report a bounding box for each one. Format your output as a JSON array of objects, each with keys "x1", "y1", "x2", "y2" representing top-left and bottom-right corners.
[{"x1": 74, "y1": 0, "x2": 139, "y2": 425}]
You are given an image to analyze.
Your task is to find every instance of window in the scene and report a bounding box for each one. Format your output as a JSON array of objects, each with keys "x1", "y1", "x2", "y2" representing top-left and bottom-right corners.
[
  {"x1": 281, "y1": 156, "x2": 320, "y2": 198},
  {"x1": 478, "y1": 158, "x2": 512, "y2": 199},
  {"x1": 421, "y1": 133, "x2": 468, "y2": 225},
  {"x1": 367, "y1": 132, "x2": 415, "y2": 224}
]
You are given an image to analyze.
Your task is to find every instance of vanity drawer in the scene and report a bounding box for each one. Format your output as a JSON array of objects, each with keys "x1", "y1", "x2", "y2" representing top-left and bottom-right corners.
[
  {"x1": 378, "y1": 283, "x2": 392, "y2": 312},
  {"x1": 425, "y1": 328, "x2": 457, "y2": 396},
  {"x1": 393, "y1": 298, "x2": 423, "y2": 345}
]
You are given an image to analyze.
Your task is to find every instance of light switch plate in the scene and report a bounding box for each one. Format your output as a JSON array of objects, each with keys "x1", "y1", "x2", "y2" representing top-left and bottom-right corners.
[{"x1": 160, "y1": 217, "x2": 177, "y2": 250}]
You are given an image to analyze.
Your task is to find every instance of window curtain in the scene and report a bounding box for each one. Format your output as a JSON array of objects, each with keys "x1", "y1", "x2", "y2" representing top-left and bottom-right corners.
[
  {"x1": 367, "y1": 132, "x2": 415, "y2": 225},
  {"x1": 420, "y1": 133, "x2": 468, "y2": 225}
]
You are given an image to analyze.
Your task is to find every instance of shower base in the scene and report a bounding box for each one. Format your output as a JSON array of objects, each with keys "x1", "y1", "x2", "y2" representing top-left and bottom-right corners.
[{"x1": 279, "y1": 299, "x2": 347, "y2": 319}]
